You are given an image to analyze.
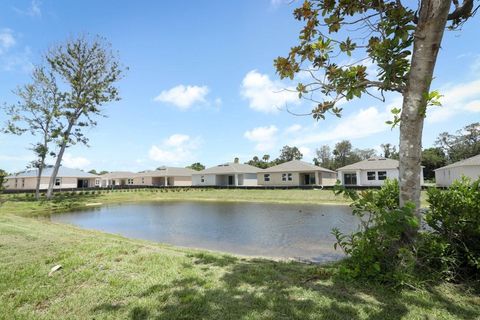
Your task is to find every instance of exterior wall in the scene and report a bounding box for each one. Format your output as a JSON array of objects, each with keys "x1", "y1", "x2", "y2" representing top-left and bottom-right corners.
[
  {"x1": 257, "y1": 172, "x2": 301, "y2": 186},
  {"x1": 242, "y1": 173, "x2": 258, "y2": 186},
  {"x1": 435, "y1": 166, "x2": 480, "y2": 187},
  {"x1": 192, "y1": 174, "x2": 217, "y2": 186},
  {"x1": 172, "y1": 176, "x2": 192, "y2": 186},
  {"x1": 339, "y1": 169, "x2": 399, "y2": 186},
  {"x1": 258, "y1": 171, "x2": 336, "y2": 186},
  {"x1": 5, "y1": 176, "x2": 98, "y2": 190}
]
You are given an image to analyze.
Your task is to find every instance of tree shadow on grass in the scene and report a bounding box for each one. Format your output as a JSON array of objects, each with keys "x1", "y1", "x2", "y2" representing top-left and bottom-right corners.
[{"x1": 92, "y1": 252, "x2": 480, "y2": 319}]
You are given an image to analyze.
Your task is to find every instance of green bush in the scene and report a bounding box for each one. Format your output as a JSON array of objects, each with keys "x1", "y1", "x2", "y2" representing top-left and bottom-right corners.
[
  {"x1": 423, "y1": 177, "x2": 480, "y2": 282},
  {"x1": 333, "y1": 180, "x2": 419, "y2": 284}
]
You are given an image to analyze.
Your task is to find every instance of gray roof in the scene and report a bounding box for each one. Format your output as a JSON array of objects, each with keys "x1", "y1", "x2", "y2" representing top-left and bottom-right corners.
[
  {"x1": 7, "y1": 166, "x2": 98, "y2": 178},
  {"x1": 193, "y1": 162, "x2": 261, "y2": 175},
  {"x1": 434, "y1": 154, "x2": 480, "y2": 171},
  {"x1": 337, "y1": 158, "x2": 399, "y2": 171},
  {"x1": 139, "y1": 167, "x2": 196, "y2": 177},
  {"x1": 100, "y1": 171, "x2": 138, "y2": 179},
  {"x1": 262, "y1": 160, "x2": 335, "y2": 173}
]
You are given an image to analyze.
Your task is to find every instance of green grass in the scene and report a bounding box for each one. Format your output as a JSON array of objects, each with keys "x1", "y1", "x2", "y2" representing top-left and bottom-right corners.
[{"x1": 0, "y1": 189, "x2": 477, "y2": 319}]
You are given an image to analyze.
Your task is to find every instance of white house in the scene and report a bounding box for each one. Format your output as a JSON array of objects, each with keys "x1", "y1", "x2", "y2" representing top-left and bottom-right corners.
[
  {"x1": 5, "y1": 166, "x2": 100, "y2": 190},
  {"x1": 257, "y1": 160, "x2": 337, "y2": 187},
  {"x1": 192, "y1": 162, "x2": 261, "y2": 186},
  {"x1": 434, "y1": 154, "x2": 480, "y2": 187},
  {"x1": 100, "y1": 167, "x2": 195, "y2": 187},
  {"x1": 337, "y1": 158, "x2": 424, "y2": 187}
]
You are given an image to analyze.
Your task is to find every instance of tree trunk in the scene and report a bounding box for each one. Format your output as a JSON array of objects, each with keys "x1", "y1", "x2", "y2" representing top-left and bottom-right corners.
[
  {"x1": 46, "y1": 124, "x2": 73, "y2": 199},
  {"x1": 399, "y1": 0, "x2": 451, "y2": 227},
  {"x1": 35, "y1": 159, "x2": 44, "y2": 200}
]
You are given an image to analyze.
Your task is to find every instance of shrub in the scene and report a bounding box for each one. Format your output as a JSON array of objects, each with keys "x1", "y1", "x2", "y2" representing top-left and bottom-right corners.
[
  {"x1": 422, "y1": 177, "x2": 480, "y2": 282},
  {"x1": 332, "y1": 180, "x2": 419, "y2": 284}
]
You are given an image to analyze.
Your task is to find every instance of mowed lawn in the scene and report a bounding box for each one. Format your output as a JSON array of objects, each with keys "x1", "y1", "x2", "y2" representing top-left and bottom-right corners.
[{"x1": 0, "y1": 189, "x2": 477, "y2": 319}]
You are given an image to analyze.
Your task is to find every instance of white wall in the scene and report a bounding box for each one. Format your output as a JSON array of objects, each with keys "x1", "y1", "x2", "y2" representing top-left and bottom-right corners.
[
  {"x1": 435, "y1": 166, "x2": 480, "y2": 187},
  {"x1": 192, "y1": 174, "x2": 217, "y2": 186},
  {"x1": 242, "y1": 173, "x2": 258, "y2": 186}
]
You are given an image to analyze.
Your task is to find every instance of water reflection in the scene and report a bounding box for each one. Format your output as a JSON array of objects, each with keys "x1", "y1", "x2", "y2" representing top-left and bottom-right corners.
[{"x1": 51, "y1": 201, "x2": 359, "y2": 262}]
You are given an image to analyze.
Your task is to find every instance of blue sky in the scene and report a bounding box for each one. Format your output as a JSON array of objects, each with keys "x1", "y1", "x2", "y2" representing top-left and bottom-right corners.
[{"x1": 1, "y1": 0, "x2": 479, "y2": 173}]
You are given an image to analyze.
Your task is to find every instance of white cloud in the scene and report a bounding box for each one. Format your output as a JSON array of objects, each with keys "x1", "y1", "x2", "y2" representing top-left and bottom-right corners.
[
  {"x1": 1, "y1": 46, "x2": 33, "y2": 72},
  {"x1": 298, "y1": 146, "x2": 312, "y2": 159},
  {"x1": 241, "y1": 70, "x2": 300, "y2": 113},
  {"x1": 0, "y1": 29, "x2": 16, "y2": 54},
  {"x1": 149, "y1": 134, "x2": 202, "y2": 164},
  {"x1": 13, "y1": 0, "x2": 42, "y2": 17},
  {"x1": 62, "y1": 153, "x2": 91, "y2": 169},
  {"x1": 244, "y1": 125, "x2": 279, "y2": 152},
  {"x1": 427, "y1": 79, "x2": 480, "y2": 123},
  {"x1": 154, "y1": 85, "x2": 209, "y2": 110},
  {"x1": 285, "y1": 124, "x2": 302, "y2": 134},
  {"x1": 291, "y1": 105, "x2": 393, "y2": 145}
]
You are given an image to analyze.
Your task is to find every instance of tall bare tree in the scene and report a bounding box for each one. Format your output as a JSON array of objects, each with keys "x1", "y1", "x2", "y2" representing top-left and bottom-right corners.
[
  {"x1": 45, "y1": 36, "x2": 125, "y2": 199},
  {"x1": 275, "y1": 0, "x2": 477, "y2": 238},
  {"x1": 3, "y1": 67, "x2": 61, "y2": 199}
]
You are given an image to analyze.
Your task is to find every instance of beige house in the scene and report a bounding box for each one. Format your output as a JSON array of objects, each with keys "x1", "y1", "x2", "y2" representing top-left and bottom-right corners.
[
  {"x1": 5, "y1": 166, "x2": 100, "y2": 190},
  {"x1": 257, "y1": 160, "x2": 337, "y2": 187},
  {"x1": 192, "y1": 162, "x2": 261, "y2": 186},
  {"x1": 100, "y1": 167, "x2": 195, "y2": 187},
  {"x1": 337, "y1": 157, "x2": 424, "y2": 187},
  {"x1": 435, "y1": 154, "x2": 480, "y2": 187}
]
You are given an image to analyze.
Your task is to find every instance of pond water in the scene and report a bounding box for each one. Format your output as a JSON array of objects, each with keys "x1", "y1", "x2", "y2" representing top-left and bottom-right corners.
[{"x1": 51, "y1": 201, "x2": 359, "y2": 262}]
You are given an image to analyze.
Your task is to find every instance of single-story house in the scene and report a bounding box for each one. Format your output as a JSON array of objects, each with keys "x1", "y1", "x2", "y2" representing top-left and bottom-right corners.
[
  {"x1": 4, "y1": 166, "x2": 100, "y2": 190},
  {"x1": 257, "y1": 160, "x2": 337, "y2": 187},
  {"x1": 100, "y1": 167, "x2": 195, "y2": 187},
  {"x1": 137, "y1": 167, "x2": 196, "y2": 186},
  {"x1": 100, "y1": 171, "x2": 138, "y2": 187},
  {"x1": 192, "y1": 162, "x2": 261, "y2": 186},
  {"x1": 337, "y1": 157, "x2": 424, "y2": 187},
  {"x1": 434, "y1": 154, "x2": 480, "y2": 187}
]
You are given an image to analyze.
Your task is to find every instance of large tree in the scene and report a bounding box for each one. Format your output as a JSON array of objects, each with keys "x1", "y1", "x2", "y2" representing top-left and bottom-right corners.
[
  {"x1": 275, "y1": 0, "x2": 477, "y2": 225},
  {"x1": 436, "y1": 122, "x2": 480, "y2": 162},
  {"x1": 276, "y1": 145, "x2": 303, "y2": 163},
  {"x1": 187, "y1": 162, "x2": 206, "y2": 171},
  {"x1": 45, "y1": 36, "x2": 125, "y2": 199},
  {"x1": 422, "y1": 147, "x2": 447, "y2": 180},
  {"x1": 3, "y1": 67, "x2": 61, "y2": 199},
  {"x1": 314, "y1": 145, "x2": 333, "y2": 169}
]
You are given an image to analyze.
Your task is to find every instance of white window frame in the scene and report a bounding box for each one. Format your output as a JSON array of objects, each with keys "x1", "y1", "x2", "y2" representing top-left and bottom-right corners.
[
  {"x1": 200, "y1": 175, "x2": 205, "y2": 183},
  {"x1": 287, "y1": 173, "x2": 293, "y2": 181},
  {"x1": 141, "y1": 177, "x2": 145, "y2": 184},
  {"x1": 95, "y1": 179, "x2": 100, "y2": 186},
  {"x1": 264, "y1": 174, "x2": 270, "y2": 182},
  {"x1": 55, "y1": 178, "x2": 61, "y2": 186},
  {"x1": 282, "y1": 173, "x2": 287, "y2": 181},
  {"x1": 127, "y1": 178, "x2": 134, "y2": 185}
]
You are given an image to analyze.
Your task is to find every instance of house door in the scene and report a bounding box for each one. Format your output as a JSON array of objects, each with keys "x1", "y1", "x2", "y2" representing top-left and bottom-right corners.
[
  {"x1": 304, "y1": 174, "x2": 310, "y2": 185},
  {"x1": 228, "y1": 175, "x2": 234, "y2": 185},
  {"x1": 343, "y1": 173, "x2": 357, "y2": 185},
  {"x1": 77, "y1": 179, "x2": 88, "y2": 188}
]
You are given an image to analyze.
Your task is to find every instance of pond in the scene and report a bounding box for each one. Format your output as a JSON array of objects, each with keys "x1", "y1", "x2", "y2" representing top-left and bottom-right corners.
[{"x1": 51, "y1": 201, "x2": 359, "y2": 262}]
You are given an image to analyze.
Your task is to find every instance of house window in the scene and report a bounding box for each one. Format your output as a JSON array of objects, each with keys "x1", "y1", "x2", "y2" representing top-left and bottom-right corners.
[
  {"x1": 201, "y1": 175, "x2": 205, "y2": 183},
  {"x1": 55, "y1": 178, "x2": 61, "y2": 186},
  {"x1": 95, "y1": 179, "x2": 100, "y2": 186},
  {"x1": 141, "y1": 178, "x2": 145, "y2": 184},
  {"x1": 287, "y1": 173, "x2": 293, "y2": 181},
  {"x1": 264, "y1": 174, "x2": 270, "y2": 182},
  {"x1": 343, "y1": 173, "x2": 357, "y2": 185},
  {"x1": 282, "y1": 173, "x2": 287, "y2": 181},
  {"x1": 378, "y1": 171, "x2": 387, "y2": 180},
  {"x1": 127, "y1": 178, "x2": 134, "y2": 185},
  {"x1": 15, "y1": 179, "x2": 18, "y2": 188},
  {"x1": 367, "y1": 171, "x2": 376, "y2": 180},
  {"x1": 21, "y1": 179, "x2": 25, "y2": 188}
]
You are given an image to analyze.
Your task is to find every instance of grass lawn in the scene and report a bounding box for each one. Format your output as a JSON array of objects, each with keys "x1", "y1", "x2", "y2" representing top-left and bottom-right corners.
[{"x1": 0, "y1": 189, "x2": 477, "y2": 319}]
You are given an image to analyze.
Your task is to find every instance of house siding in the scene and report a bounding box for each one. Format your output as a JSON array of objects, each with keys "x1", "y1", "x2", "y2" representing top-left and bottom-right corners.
[{"x1": 435, "y1": 166, "x2": 480, "y2": 187}]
